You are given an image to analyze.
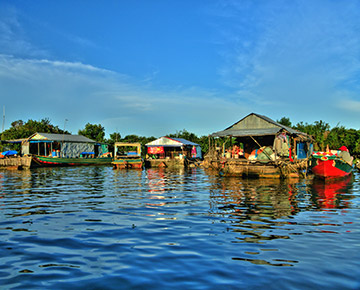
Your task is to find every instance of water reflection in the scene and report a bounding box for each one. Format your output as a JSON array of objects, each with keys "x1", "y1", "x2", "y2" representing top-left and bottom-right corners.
[
  {"x1": 311, "y1": 175, "x2": 353, "y2": 209},
  {"x1": 207, "y1": 174, "x2": 356, "y2": 267},
  {"x1": 0, "y1": 168, "x2": 359, "y2": 288},
  {"x1": 144, "y1": 168, "x2": 198, "y2": 209},
  {"x1": 209, "y1": 177, "x2": 305, "y2": 219}
]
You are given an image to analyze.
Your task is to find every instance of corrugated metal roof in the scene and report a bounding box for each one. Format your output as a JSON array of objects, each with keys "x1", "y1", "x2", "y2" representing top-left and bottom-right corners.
[
  {"x1": 171, "y1": 137, "x2": 199, "y2": 146},
  {"x1": 28, "y1": 132, "x2": 96, "y2": 143},
  {"x1": 146, "y1": 136, "x2": 199, "y2": 147},
  {"x1": 211, "y1": 113, "x2": 311, "y2": 138}
]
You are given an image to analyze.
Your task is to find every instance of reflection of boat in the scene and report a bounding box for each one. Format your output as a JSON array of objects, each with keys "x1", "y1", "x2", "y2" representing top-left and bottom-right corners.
[
  {"x1": 33, "y1": 155, "x2": 113, "y2": 167},
  {"x1": 112, "y1": 142, "x2": 143, "y2": 169},
  {"x1": 312, "y1": 175, "x2": 352, "y2": 208},
  {"x1": 310, "y1": 152, "x2": 353, "y2": 179}
]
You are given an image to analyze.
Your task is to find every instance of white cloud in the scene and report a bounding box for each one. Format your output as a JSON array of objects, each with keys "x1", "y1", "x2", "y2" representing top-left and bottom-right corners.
[
  {"x1": 214, "y1": 0, "x2": 360, "y2": 107},
  {"x1": 0, "y1": 54, "x2": 249, "y2": 137},
  {"x1": 337, "y1": 98, "x2": 360, "y2": 113}
]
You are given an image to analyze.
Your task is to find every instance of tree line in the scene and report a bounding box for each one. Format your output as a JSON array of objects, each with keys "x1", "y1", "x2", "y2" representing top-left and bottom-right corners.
[
  {"x1": 1, "y1": 117, "x2": 360, "y2": 157},
  {"x1": 0, "y1": 118, "x2": 210, "y2": 154},
  {"x1": 277, "y1": 117, "x2": 360, "y2": 157}
]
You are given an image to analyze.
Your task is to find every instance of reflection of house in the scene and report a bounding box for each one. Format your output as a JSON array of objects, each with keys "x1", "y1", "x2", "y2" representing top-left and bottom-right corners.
[
  {"x1": 20, "y1": 133, "x2": 109, "y2": 158},
  {"x1": 206, "y1": 113, "x2": 313, "y2": 178},
  {"x1": 145, "y1": 136, "x2": 202, "y2": 168}
]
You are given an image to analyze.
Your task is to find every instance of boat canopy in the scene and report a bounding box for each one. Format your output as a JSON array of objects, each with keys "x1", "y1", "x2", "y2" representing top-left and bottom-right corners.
[
  {"x1": 146, "y1": 136, "x2": 202, "y2": 158},
  {"x1": 146, "y1": 136, "x2": 200, "y2": 147}
]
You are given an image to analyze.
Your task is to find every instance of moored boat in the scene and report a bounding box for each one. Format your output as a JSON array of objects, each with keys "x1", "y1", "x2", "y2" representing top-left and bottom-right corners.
[
  {"x1": 5, "y1": 132, "x2": 113, "y2": 168},
  {"x1": 32, "y1": 155, "x2": 113, "y2": 167},
  {"x1": 310, "y1": 150, "x2": 353, "y2": 179},
  {"x1": 112, "y1": 142, "x2": 143, "y2": 169}
]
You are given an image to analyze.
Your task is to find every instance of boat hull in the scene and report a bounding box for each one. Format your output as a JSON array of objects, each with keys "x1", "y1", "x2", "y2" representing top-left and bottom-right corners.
[
  {"x1": 310, "y1": 156, "x2": 353, "y2": 179},
  {"x1": 203, "y1": 158, "x2": 307, "y2": 178},
  {"x1": 33, "y1": 156, "x2": 113, "y2": 167},
  {"x1": 112, "y1": 158, "x2": 143, "y2": 169}
]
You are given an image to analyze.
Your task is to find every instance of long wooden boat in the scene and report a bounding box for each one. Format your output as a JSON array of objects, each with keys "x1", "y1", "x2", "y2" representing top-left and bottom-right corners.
[
  {"x1": 203, "y1": 157, "x2": 307, "y2": 178},
  {"x1": 310, "y1": 152, "x2": 353, "y2": 179},
  {"x1": 112, "y1": 142, "x2": 143, "y2": 169},
  {"x1": 32, "y1": 155, "x2": 113, "y2": 167}
]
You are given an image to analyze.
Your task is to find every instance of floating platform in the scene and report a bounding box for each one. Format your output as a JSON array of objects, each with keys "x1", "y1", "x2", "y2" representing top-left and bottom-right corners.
[
  {"x1": 203, "y1": 157, "x2": 308, "y2": 179},
  {"x1": 0, "y1": 156, "x2": 33, "y2": 170}
]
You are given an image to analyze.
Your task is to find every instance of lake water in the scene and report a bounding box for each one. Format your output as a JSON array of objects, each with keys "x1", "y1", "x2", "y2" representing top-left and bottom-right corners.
[{"x1": 0, "y1": 166, "x2": 359, "y2": 289}]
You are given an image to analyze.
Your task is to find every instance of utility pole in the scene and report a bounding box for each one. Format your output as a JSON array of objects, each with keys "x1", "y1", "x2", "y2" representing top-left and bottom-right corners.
[
  {"x1": 62, "y1": 119, "x2": 68, "y2": 157},
  {"x1": 1, "y1": 106, "x2": 4, "y2": 133}
]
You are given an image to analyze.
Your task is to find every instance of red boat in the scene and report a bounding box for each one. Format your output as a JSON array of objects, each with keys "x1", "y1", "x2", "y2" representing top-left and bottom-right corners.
[{"x1": 310, "y1": 151, "x2": 353, "y2": 179}]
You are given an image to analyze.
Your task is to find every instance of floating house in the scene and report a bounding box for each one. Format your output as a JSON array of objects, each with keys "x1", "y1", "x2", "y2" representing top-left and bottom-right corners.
[
  {"x1": 145, "y1": 136, "x2": 202, "y2": 168},
  {"x1": 205, "y1": 113, "x2": 313, "y2": 178},
  {"x1": 3, "y1": 132, "x2": 112, "y2": 168},
  {"x1": 112, "y1": 142, "x2": 143, "y2": 169},
  {"x1": 20, "y1": 132, "x2": 110, "y2": 158}
]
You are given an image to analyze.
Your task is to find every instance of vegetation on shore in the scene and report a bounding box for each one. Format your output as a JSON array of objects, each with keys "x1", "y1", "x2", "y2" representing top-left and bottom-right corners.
[
  {"x1": 277, "y1": 117, "x2": 360, "y2": 157},
  {"x1": 0, "y1": 118, "x2": 209, "y2": 154},
  {"x1": 1, "y1": 117, "x2": 360, "y2": 157}
]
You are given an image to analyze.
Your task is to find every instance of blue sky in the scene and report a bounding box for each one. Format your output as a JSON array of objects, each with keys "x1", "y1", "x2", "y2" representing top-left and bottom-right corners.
[{"x1": 1, "y1": 0, "x2": 360, "y2": 138}]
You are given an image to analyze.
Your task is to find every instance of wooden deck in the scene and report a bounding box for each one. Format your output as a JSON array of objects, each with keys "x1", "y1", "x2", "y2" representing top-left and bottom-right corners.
[{"x1": 0, "y1": 156, "x2": 33, "y2": 170}]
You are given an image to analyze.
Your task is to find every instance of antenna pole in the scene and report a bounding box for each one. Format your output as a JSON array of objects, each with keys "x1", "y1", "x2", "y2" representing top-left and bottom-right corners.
[{"x1": 1, "y1": 106, "x2": 5, "y2": 133}]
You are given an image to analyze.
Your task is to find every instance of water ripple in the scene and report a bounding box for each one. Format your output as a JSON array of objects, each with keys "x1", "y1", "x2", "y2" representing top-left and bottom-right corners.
[{"x1": 0, "y1": 168, "x2": 359, "y2": 289}]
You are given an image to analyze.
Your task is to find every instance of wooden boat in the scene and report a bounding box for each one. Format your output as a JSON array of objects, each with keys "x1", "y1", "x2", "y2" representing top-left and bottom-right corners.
[
  {"x1": 310, "y1": 151, "x2": 353, "y2": 179},
  {"x1": 112, "y1": 142, "x2": 143, "y2": 169},
  {"x1": 32, "y1": 155, "x2": 113, "y2": 167},
  {"x1": 204, "y1": 157, "x2": 306, "y2": 178}
]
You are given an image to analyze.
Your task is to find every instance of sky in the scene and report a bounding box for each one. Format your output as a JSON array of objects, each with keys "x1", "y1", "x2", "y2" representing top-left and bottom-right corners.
[{"x1": 1, "y1": 0, "x2": 360, "y2": 138}]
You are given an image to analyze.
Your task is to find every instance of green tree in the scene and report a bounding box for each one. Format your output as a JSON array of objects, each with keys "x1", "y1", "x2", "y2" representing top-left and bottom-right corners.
[
  {"x1": 1, "y1": 118, "x2": 66, "y2": 140},
  {"x1": 168, "y1": 129, "x2": 199, "y2": 143},
  {"x1": 294, "y1": 120, "x2": 330, "y2": 151},
  {"x1": 1, "y1": 118, "x2": 67, "y2": 151},
  {"x1": 78, "y1": 123, "x2": 105, "y2": 142},
  {"x1": 277, "y1": 117, "x2": 292, "y2": 127},
  {"x1": 108, "y1": 132, "x2": 121, "y2": 145},
  {"x1": 168, "y1": 129, "x2": 210, "y2": 156}
]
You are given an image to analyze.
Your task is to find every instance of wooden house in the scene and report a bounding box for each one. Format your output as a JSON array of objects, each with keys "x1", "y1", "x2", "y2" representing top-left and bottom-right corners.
[{"x1": 205, "y1": 113, "x2": 313, "y2": 178}]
